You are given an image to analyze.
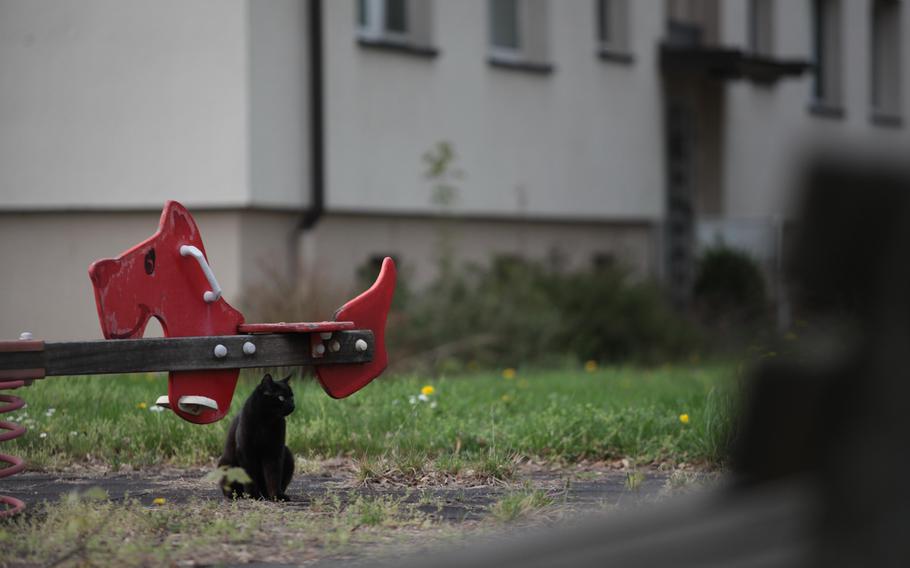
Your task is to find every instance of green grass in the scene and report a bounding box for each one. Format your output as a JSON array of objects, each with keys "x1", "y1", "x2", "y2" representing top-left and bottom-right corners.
[
  {"x1": 7, "y1": 364, "x2": 737, "y2": 470},
  {"x1": 490, "y1": 488, "x2": 555, "y2": 522},
  {"x1": 0, "y1": 489, "x2": 442, "y2": 567}
]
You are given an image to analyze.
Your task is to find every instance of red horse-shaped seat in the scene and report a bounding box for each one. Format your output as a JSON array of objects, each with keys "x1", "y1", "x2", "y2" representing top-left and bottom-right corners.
[{"x1": 88, "y1": 201, "x2": 394, "y2": 424}]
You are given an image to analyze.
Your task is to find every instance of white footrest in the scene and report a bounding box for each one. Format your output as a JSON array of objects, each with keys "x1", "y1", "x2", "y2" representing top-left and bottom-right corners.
[{"x1": 155, "y1": 395, "x2": 219, "y2": 416}]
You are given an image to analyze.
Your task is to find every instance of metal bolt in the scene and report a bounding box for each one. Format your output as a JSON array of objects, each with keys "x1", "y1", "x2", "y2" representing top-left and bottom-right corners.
[
  {"x1": 19, "y1": 332, "x2": 33, "y2": 341},
  {"x1": 330, "y1": 340, "x2": 341, "y2": 352},
  {"x1": 213, "y1": 344, "x2": 228, "y2": 358},
  {"x1": 355, "y1": 339, "x2": 368, "y2": 352},
  {"x1": 242, "y1": 341, "x2": 256, "y2": 355},
  {"x1": 313, "y1": 343, "x2": 326, "y2": 356},
  {"x1": 320, "y1": 332, "x2": 333, "y2": 340}
]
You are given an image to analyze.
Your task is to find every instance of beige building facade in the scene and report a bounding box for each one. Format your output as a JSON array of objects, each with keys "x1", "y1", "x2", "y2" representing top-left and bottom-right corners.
[{"x1": 1, "y1": 0, "x2": 908, "y2": 339}]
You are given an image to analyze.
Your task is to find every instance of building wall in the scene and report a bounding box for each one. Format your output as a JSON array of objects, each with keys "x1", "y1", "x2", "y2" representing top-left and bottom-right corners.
[
  {"x1": 323, "y1": 0, "x2": 667, "y2": 221},
  {"x1": 720, "y1": 0, "x2": 910, "y2": 221},
  {"x1": 0, "y1": 0, "x2": 250, "y2": 210},
  {"x1": 0, "y1": 210, "x2": 244, "y2": 340},
  {"x1": 301, "y1": 213, "x2": 657, "y2": 293},
  {"x1": 0, "y1": 0, "x2": 311, "y2": 211},
  {"x1": 248, "y1": 0, "x2": 311, "y2": 210}
]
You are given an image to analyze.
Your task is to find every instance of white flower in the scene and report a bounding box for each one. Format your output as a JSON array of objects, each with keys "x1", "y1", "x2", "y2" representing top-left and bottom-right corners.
[
  {"x1": 39, "y1": 432, "x2": 47, "y2": 439},
  {"x1": 408, "y1": 396, "x2": 417, "y2": 405},
  {"x1": 149, "y1": 406, "x2": 166, "y2": 413},
  {"x1": 70, "y1": 431, "x2": 78, "y2": 436},
  {"x1": 430, "y1": 401, "x2": 438, "y2": 409},
  {"x1": 418, "y1": 393, "x2": 429, "y2": 403}
]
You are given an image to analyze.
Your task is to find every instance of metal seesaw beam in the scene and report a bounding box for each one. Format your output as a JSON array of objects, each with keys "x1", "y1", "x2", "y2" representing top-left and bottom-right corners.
[{"x1": 0, "y1": 330, "x2": 374, "y2": 378}]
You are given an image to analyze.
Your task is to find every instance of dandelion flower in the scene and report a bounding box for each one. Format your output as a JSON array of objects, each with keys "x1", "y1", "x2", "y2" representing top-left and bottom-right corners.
[
  {"x1": 430, "y1": 401, "x2": 438, "y2": 409},
  {"x1": 502, "y1": 368, "x2": 517, "y2": 380},
  {"x1": 39, "y1": 432, "x2": 47, "y2": 439},
  {"x1": 70, "y1": 431, "x2": 78, "y2": 436},
  {"x1": 501, "y1": 394, "x2": 512, "y2": 403},
  {"x1": 152, "y1": 497, "x2": 166, "y2": 506},
  {"x1": 149, "y1": 406, "x2": 165, "y2": 413},
  {"x1": 418, "y1": 393, "x2": 430, "y2": 403},
  {"x1": 137, "y1": 402, "x2": 147, "y2": 410},
  {"x1": 421, "y1": 385, "x2": 435, "y2": 396},
  {"x1": 584, "y1": 360, "x2": 598, "y2": 373},
  {"x1": 679, "y1": 413, "x2": 690, "y2": 425},
  {"x1": 408, "y1": 395, "x2": 417, "y2": 405}
]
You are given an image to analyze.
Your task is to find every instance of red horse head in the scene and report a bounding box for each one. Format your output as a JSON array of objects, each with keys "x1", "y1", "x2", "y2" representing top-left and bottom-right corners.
[{"x1": 89, "y1": 201, "x2": 244, "y2": 424}]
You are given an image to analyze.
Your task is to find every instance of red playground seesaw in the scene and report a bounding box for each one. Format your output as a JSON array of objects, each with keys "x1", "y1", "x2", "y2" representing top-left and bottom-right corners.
[{"x1": 0, "y1": 201, "x2": 396, "y2": 516}]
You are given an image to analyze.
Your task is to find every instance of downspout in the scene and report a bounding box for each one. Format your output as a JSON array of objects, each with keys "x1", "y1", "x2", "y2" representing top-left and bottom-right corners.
[{"x1": 290, "y1": 0, "x2": 324, "y2": 282}]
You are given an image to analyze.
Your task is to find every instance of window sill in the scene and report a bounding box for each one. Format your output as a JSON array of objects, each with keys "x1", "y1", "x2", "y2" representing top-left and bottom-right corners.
[
  {"x1": 808, "y1": 101, "x2": 846, "y2": 120},
  {"x1": 597, "y1": 48, "x2": 635, "y2": 65},
  {"x1": 870, "y1": 112, "x2": 903, "y2": 129},
  {"x1": 357, "y1": 37, "x2": 439, "y2": 58},
  {"x1": 487, "y1": 56, "x2": 554, "y2": 75}
]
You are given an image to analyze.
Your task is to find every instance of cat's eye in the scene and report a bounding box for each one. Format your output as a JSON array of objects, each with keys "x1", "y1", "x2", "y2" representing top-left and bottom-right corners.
[{"x1": 278, "y1": 395, "x2": 285, "y2": 402}]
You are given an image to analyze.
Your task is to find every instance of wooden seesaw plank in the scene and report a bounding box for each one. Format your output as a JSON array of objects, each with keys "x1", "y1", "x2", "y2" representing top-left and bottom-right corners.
[{"x1": 0, "y1": 331, "x2": 374, "y2": 377}]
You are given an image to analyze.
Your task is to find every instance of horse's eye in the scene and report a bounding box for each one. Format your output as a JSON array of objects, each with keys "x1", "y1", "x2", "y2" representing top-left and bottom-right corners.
[{"x1": 144, "y1": 249, "x2": 156, "y2": 275}]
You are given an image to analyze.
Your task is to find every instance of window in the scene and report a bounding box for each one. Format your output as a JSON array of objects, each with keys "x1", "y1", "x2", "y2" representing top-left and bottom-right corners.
[
  {"x1": 596, "y1": 0, "x2": 631, "y2": 59},
  {"x1": 488, "y1": 0, "x2": 552, "y2": 72},
  {"x1": 810, "y1": 0, "x2": 843, "y2": 114},
  {"x1": 490, "y1": 0, "x2": 521, "y2": 57},
  {"x1": 356, "y1": 0, "x2": 437, "y2": 56},
  {"x1": 871, "y1": 0, "x2": 903, "y2": 123},
  {"x1": 358, "y1": 0, "x2": 409, "y2": 42},
  {"x1": 748, "y1": 0, "x2": 774, "y2": 56}
]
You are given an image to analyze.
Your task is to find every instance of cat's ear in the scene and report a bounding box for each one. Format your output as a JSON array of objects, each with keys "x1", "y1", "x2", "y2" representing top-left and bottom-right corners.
[
  {"x1": 281, "y1": 374, "x2": 292, "y2": 384},
  {"x1": 261, "y1": 373, "x2": 274, "y2": 385}
]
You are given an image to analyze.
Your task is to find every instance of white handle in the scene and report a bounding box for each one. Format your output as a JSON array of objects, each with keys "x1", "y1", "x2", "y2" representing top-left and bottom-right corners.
[{"x1": 179, "y1": 245, "x2": 223, "y2": 303}]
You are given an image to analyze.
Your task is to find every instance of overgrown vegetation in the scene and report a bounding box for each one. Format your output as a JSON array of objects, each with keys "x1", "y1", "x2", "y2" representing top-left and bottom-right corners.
[
  {"x1": 0, "y1": 489, "x2": 448, "y2": 567},
  {"x1": 10, "y1": 366, "x2": 736, "y2": 471},
  {"x1": 694, "y1": 245, "x2": 768, "y2": 325},
  {"x1": 388, "y1": 256, "x2": 701, "y2": 372}
]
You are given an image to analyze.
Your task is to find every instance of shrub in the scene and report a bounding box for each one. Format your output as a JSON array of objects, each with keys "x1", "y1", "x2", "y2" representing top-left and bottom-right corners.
[
  {"x1": 386, "y1": 255, "x2": 699, "y2": 371},
  {"x1": 693, "y1": 245, "x2": 767, "y2": 325}
]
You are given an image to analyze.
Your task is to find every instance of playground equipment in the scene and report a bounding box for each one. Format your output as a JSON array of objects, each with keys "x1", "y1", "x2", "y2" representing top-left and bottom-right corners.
[{"x1": 0, "y1": 201, "x2": 396, "y2": 516}]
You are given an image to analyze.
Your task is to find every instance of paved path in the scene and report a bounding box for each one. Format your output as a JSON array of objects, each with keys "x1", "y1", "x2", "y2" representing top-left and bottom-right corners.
[{"x1": 3, "y1": 466, "x2": 680, "y2": 522}]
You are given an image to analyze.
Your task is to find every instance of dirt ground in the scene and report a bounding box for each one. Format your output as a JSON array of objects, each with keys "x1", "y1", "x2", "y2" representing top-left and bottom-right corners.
[
  {"x1": 2, "y1": 461, "x2": 720, "y2": 566},
  {"x1": 5, "y1": 462, "x2": 689, "y2": 516}
]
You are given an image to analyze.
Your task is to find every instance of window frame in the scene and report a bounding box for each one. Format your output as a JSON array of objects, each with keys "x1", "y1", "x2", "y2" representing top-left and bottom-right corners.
[
  {"x1": 487, "y1": 0, "x2": 554, "y2": 73},
  {"x1": 358, "y1": 0, "x2": 410, "y2": 45},
  {"x1": 748, "y1": 0, "x2": 774, "y2": 56},
  {"x1": 596, "y1": 0, "x2": 633, "y2": 61},
  {"x1": 870, "y1": 0, "x2": 903, "y2": 125},
  {"x1": 809, "y1": 0, "x2": 845, "y2": 118},
  {"x1": 488, "y1": 0, "x2": 524, "y2": 63}
]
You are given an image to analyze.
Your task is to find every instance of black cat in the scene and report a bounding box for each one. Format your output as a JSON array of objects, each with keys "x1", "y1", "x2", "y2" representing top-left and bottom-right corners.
[{"x1": 218, "y1": 373, "x2": 295, "y2": 500}]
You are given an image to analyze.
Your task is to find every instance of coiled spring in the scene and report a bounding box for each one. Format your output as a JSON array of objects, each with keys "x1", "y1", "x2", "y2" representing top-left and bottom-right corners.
[{"x1": 0, "y1": 379, "x2": 27, "y2": 517}]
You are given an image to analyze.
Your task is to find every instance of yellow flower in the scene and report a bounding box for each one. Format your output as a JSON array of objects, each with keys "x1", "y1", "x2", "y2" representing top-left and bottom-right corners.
[
  {"x1": 501, "y1": 368, "x2": 516, "y2": 380},
  {"x1": 679, "y1": 413, "x2": 690, "y2": 425},
  {"x1": 137, "y1": 402, "x2": 147, "y2": 410},
  {"x1": 501, "y1": 394, "x2": 512, "y2": 402},
  {"x1": 584, "y1": 360, "x2": 598, "y2": 373},
  {"x1": 152, "y1": 497, "x2": 166, "y2": 506},
  {"x1": 421, "y1": 385, "x2": 435, "y2": 396}
]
